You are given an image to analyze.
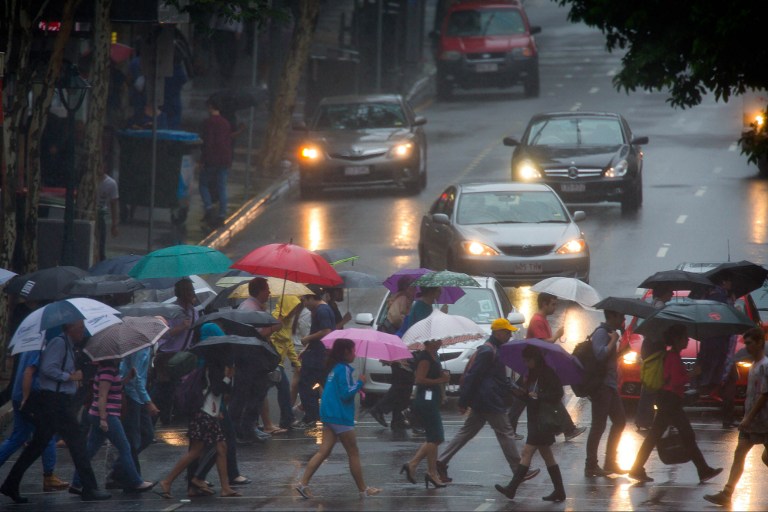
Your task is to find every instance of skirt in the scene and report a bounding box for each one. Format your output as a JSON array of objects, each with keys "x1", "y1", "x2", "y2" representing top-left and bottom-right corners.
[{"x1": 188, "y1": 410, "x2": 226, "y2": 444}]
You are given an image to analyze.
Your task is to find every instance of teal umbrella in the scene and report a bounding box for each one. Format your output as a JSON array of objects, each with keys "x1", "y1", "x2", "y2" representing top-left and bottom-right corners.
[
  {"x1": 411, "y1": 270, "x2": 480, "y2": 288},
  {"x1": 128, "y1": 245, "x2": 232, "y2": 279}
]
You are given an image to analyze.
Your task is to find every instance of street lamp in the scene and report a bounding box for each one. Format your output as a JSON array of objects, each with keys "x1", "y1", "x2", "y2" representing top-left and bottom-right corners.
[{"x1": 57, "y1": 63, "x2": 90, "y2": 267}]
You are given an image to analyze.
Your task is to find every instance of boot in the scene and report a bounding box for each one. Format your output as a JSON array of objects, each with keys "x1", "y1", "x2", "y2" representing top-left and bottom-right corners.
[
  {"x1": 43, "y1": 474, "x2": 70, "y2": 492},
  {"x1": 542, "y1": 464, "x2": 566, "y2": 502},
  {"x1": 494, "y1": 464, "x2": 529, "y2": 500}
]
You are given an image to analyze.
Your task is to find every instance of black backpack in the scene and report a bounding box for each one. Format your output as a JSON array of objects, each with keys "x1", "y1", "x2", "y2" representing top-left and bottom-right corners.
[{"x1": 570, "y1": 329, "x2": 606, "y2": 398}]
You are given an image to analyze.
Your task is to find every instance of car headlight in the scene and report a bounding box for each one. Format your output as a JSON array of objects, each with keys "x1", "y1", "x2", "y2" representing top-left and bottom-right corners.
[
  {"x1": 461, "y1": 241, "x2": 500, "y2": 256},
  {"x1": 737, "y1": 361, "x2": 753, "y2": 368},
  {"x1": 555, "y1": 239, "x2": 587, "y2": 254},
  {"x1": 299, "y1": 145, "x2": 323, "y2": 162},
  {"x1": 388, "y1": 142, "x2": 414, "y2": 159},
  {"x1": 516, "y1": 161, "x2": 541, "y2": 180},
  {"x1": 441, "y1": 51, "x2": 461, "y2": 61},
  {"x1": 622, "y1": 351, "x2": 639, "y2": 365},
  {"x1": 605, "y1": 159, "x2": 628, "y2": 177}
]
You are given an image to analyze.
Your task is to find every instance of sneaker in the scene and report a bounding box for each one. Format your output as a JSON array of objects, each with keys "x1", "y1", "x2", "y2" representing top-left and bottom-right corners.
[
  {"x1": 704, "y1": 491, "x2": 732, "y2": 507},
  {"x1": 564, "y1": 426, "x2": 586, "y2": 441},
  {"x1": 68, "y1": 485, "x2": 83, "y2": 496},
  {"x1": 370, "y1": 408, "x2": 388, "y2": 428},
  {"x1": 81, "y1": 489, "x2": 112, "y2": 501},
  {"x1": 512, "y1": 432, "x2": 524, "y2": 440},
  {"x1": 603, "y1": 461, "x2": 628, "y2": 475},
  {"x1": 584, "y1": 465, "x2": 610, "y2": 478},
  {"x1": 699, "y1": 467, "x2": 723, "y2": 484},
  {"x1": 627, "y1": 469, "x2": 654, "y2": 482},
  {"x1": 43, "y1": 474, "x2": 70, "y2": 492},
  {"x1": 253, "y1": 428, "x2": 272, "y2": 442}
]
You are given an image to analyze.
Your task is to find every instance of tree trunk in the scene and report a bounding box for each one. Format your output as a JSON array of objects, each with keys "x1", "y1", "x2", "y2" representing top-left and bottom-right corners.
[
  {"x1": 81, "y1": 0, "x2": 111, "y2": 264},
  {"x1": 258, "y1": 0, "x2": 320, "y2": 174}
]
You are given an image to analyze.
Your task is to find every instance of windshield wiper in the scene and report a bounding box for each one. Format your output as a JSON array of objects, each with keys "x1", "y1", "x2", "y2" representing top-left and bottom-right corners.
[{"x1": 536, "y1": 219, "x2": 567, "y2": 224}]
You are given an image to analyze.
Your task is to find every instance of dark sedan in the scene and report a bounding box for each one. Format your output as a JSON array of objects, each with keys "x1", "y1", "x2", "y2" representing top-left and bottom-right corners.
[
  {"x1": 418, "y1": 182, "x2": 590, "y2": 285},
  {"x1": 296, "y1": 94, "x2": 427, "y2": 198},
  {"x1": 504, "y1": 111, "x2": 648, "y2": 212}
]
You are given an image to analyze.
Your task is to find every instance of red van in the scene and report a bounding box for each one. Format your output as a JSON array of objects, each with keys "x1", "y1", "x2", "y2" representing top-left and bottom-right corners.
[{"x1": 433, "y1": 0, "x2": 541, "y2": 100}]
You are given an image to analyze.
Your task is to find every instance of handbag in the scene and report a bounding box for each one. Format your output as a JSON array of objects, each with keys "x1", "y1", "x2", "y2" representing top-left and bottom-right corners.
[
  {"x1": 537, "y1": 399, "x2": 566, "y2": 435},
  {"x1": 657, "y1": 429, "x2": 692, "y2": 464},
  {"x1": 167, "y1": 351, "x2": 198, "y2": 379}
]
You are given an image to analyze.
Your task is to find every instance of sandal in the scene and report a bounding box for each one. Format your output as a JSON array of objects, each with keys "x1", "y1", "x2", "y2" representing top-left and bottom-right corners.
[
  {"x1": 265, "y1": 427, "x2": 288, "y2": 435},
  {"x1": 220, "y1": 490, "x2": 243, "y2": 498},
  {"x1": 190, "y1": 479, "x2": 215, "y2": 495},
  {"x1": 360, "y1": 487, "x2": 381, "y2": 498},
  {"x1": 154, "y1": 482, "x2": 173, "y2": 499},
  {"x1": 295, "y1": 482, "x2": 312, "y2": 499}
]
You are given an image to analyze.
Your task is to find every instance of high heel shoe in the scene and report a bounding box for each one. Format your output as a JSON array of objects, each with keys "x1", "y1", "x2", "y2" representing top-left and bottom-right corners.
[
  {"x1": 400, "y1": 464, "x2": 416, "y2": 484},
  {"x1": 424, "y1": 474, "x2": 447, "y2": 489}
]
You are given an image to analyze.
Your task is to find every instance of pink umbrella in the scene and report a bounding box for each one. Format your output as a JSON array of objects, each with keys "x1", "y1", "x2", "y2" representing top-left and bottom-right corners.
[{"x1": 322, "y1": 328, "x2": 412, "y2": 363}]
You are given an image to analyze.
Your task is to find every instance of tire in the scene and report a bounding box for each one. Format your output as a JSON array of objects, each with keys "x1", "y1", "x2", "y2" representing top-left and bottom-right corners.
[
  {"x1": 436, "y1": 73, "x2": 452, "y2": 101},
  {"x1": 299, "y1": 179, "x2": 318, "y2": 200},
  {"x1": 620, "y1": 175, "x2": 643, "y2": 212},
  {"x1": 523, "y1": 67, "x2": 540, "y2": 98}
]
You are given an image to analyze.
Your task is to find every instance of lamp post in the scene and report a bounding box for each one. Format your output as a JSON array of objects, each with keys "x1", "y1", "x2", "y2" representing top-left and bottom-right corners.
[{"x1": 58, "y1": 63, "x2": 90, "y2": 267}]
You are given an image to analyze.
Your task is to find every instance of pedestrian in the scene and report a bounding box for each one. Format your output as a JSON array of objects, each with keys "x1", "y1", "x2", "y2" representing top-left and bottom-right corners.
[
  {"x1": 628, "y1": 324, "x2": 723, "y2": 483},
  {"x1": 436, "y1": 318, "x2": 538, "y2": 486},
  {"x1": 295, "y1": 338, "x2": 381, "y2": 499},
  {"x1": 0, "y1": 320, "x2": 111, "y2": 504},
  {"x1": 96, "y1": 167, "x2": 119, "y2": 262},
  {"x1": 396, "y1": 286, "x2": 442, "y2": 337},
  {"x1": 69, "y1": 359, "x2": 156, "y2": 493},
  {"x1": 199, "y1": 95, "x2": 233, "y2": 228},
  {"x1": 367, "y1": 357, "x2": 415, "y2": 431},
  {"x1": 584, "y1": 309, "x2": 628, "y2": 477},
  {"x1": 509, "y1": 293, "x2": 585, "y2": 441},
  {"x1": 269, "y1": 294, "x2": 304, "y2": 430},
  {"x1": 295, "y1": 286, "x2": 335, "y2": 429},
  {"x1": 495, "y1": 345, "x2": 567, "y2": 502},
  {"x1": 400, "y1": 338, "x2": 451, "y2": 489},
  {"x1": 704, "y1": 327, "x2": 767, "y2": 507},
  {"x1": 379, "y1": 276, "x2": 416, "y2": 334},
  {"x1": 695, "y1": 272, "x2": 736, "y2": 398},
  {"x1": 0, "y1": 349, "x2": 70, "y2": 493},
  {"x1": 327, "y1": 287, "x2": 352, "y2": 329}
]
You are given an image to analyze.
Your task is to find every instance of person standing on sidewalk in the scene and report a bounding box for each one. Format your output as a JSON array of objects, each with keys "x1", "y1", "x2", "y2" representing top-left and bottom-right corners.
[
  {"x1": 199, "y1": 96, "x2": 233, "y2": 228},
  {"x1": 704, "y1": 327, "x2": 768, "y2": 507},
  {"x1": 96, "y1": 167, "x2": 119, "y2": 262},
  {"x1": 436, "y1": 319, "x2": 538, "y2": 485}
]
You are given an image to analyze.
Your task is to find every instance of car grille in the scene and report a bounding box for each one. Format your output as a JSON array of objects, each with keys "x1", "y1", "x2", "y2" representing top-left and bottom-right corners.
[
  {"x1": 466, "y1": 52, "x2": 506, "y2": 61},
  {"x1": 544, "y1": 168, "x2": 604, "y2": 179},
  {"x1": 497, "y1": 244, "x2": 555, "y2": 257},
  {"x1": 328, "y1": 151, "x2": 387, "y2": 161}
]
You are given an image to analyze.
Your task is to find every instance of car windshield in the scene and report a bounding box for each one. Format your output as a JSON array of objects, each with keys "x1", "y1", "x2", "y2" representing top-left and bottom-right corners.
[
  {"x1": 751, "y1": 284, "x2": 768, "y2": 321},
  {"x1": 313, "y1": 102, "x2": 406, "y2": 130},
  {"x1": 446, "y1": 8, "x2": 525, "y2": 36},
  {"x1": 526, "y1": 117, "x2": 624, "y2": 146},
  {"x1": 456, "y1": 190, "x2": 568, "y2": 225}
]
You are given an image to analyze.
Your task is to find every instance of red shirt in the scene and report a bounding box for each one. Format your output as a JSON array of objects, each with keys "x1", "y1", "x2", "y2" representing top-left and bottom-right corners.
[
  {"x1": 201, "y1": 114, "x2": 233, "y2": 167},
  {"x1": 662, "y1": 350, "x2": 689, "y2": 397},
  {"x1": 527, "y1": 312, "x2": 552, "y2": 339}
]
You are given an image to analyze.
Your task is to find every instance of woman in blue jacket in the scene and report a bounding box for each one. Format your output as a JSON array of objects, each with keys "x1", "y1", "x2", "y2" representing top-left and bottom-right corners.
[{"x1": 295, "y1": 338, "x2": 381, "y2": 499}]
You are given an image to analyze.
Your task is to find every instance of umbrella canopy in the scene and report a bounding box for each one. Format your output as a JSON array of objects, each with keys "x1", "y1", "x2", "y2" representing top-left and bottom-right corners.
[
  {"x1": 116, "y1": 302, "x2": 185, "y2": 319},
  {"x1": 499, "y1": 339, "x2": 584, "y2": 386},
  {"x1": 383, "y1": 268, "x2": 465, "y2": 304},
  {"x1": 128, "y1": 245, "x2": 232, "y2": 279},
  {"x1": 316, "y1": 248, "x2": 359, "y2": 266},
  {"x1": 592, "y1": 296, "x2": 658, "y2": 319},
  {"x1": 233, "y1": 278, "x2": 313, "y2": 299},
  {"x1": 338, "y1": 270, "x2": 381, "y2": 289},
  {"x1": 89, "y1": 254, "x2": 143, "y2": 276},
  {"x1": 402, "y1": 309, "x2": 485, "y2": 350},
  {"x1": 191, "y1": 334, "x2": 277, "y2": 354},
  {"x1": 83, "y1": 316, "x2": 168, "y2": 361},
  {"x1": 411, "y1": 270, "x2": 480, "y2": 288},
  {"x1": 4, "y1": 266, "x2": 88, "y2": 301},
  {"x1": 531, "y1": 277, "x2": 601, "y2": 307},
  {"x1": 231, "y1": 243, "x2": 343, "y2": 286},
  {"x1": 40, "y1": 297, "x2": 122, "y2": 331},
  {"x1": 635, "y1": 300, "x2": 756, "y2": 340},
  {"x1": 0, "y1": 268, "x2": 18, "y2": 286},
  {"x1": 322, "y1": 328, "x2": 412, "y2": 362},
  {"x1": 705, "y1": 260, "x2": 768, "y2": 298},
  {"x1": 194, "y1": 309, "x2": 279, "y2": 329},
  {"x1": 214, "y1": 275, "x2": 253, "y2": 288},
  {"x1": 639, "y1": 269, "x2": 714, "y2": 291},
  {"x1": 65, "y1": 274, "x2": 145, "y2": 296}
]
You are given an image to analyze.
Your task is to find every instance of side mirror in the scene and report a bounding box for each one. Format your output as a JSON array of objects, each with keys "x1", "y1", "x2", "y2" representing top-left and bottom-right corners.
[
  {"x1": 530, "y1": 26, "x2": 542, "y2": 35},
  {"x1": 507, "y1": 310, "x2": 526, "y2": 327},
  {"x1": 293, "y1": 120, "x2": 308, "y2": 131},
  {"x1": 502, "y1": 136, "x2": 520, "y2": 147},
  {"x1": 432, "y1": 213, "x2": 450, "y2": 225},
  {"x1": 414, "y1": 116, "x2": 427, "y2": 126},
  {"x1": 572, "y1": 211, "x2": 586, "y2": 222},
  {"x1": 355, "y1": 313, "x2": 374, "y2": 326},
  {"x1": 631, "y1": 136, "x2": 649, "y2": 145}
]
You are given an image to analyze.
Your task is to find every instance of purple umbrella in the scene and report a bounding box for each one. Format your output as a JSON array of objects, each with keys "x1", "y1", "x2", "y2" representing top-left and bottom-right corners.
[
  {"x1": 499, "y1": 338, "x2": 584, "y2": 386},
  {"x1": 382, "y1": 268, "x2": 465, "y2": 304}
]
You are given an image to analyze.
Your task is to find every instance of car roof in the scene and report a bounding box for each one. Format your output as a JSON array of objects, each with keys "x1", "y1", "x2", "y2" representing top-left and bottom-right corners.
[
  {"x1": 318, "y1": 94, "x2": 404, "y2": 106},
  {"x1": 528, "y1": 111, "x2": 623, "y2": 122},
  {"x1": 454, "y1": 181, "x2": 555, "y2": 194},
  {"x1": 675, "y1": 262, "x2": 724, "y2": 274},
  {"x1": 448, "y1": 0, "x2": 523, "y2": 11}
]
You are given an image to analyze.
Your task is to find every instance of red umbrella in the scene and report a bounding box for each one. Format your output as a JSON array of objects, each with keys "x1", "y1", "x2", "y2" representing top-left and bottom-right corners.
[{"x1": 231, "y1": 243, "x2": 343, "y2": 287}]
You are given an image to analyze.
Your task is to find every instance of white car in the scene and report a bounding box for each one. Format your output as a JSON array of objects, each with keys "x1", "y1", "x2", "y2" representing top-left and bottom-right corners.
[{"x1": 353, "y1": 276, "x2": 524, "y2": 395}]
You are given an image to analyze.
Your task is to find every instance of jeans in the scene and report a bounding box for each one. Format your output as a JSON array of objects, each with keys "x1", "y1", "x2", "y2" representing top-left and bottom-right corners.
[
  {"x1": 0, "y1": 401, "x2": 57, "y2": 473},
  {"x1": 586, "y1": 385, "x2": 626, "y2": 467},
  {"x1": 199, "y1": 166, "x2": 228, "y2": 218},
  {"x1": 298, "y1": 367, "x2": 325, "y2": 423},
  {"x1": 72, "y1": 415, "x2": 143, "y2": 489},
  {"x1": 113, "y1": 397, "x2": 154, "y2": 479},
  {"x1": 274, "y1": 366, "x2": 294, "y2": 428}
]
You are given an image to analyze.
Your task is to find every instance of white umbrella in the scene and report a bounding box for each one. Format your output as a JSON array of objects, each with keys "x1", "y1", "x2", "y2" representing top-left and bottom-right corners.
[
  {"x1": 10, "y1": 309, "x2": 123, "y2": 355},
  {"x1": 84, "y1": 316, "x2": 169, "y2": 361},
  {"x1": 0, "y1": 268, "x2": 17, "y2": 286},
  {"x1": 402, "y1": 309, "x2": 485, "y2": 351},
  {"x1": 531, "y1": 277, "x2": 601, "y2": 307}
]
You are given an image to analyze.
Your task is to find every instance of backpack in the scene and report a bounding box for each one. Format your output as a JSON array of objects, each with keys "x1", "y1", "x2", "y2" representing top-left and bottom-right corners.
[
  {"x1": 640, "y1": 350, "x2": 666, "y2": 391},
  {"x1": 570, "y1": 330, "x2": 606, "y2": 398},
  {"x1": 174, "y1": 366, "x2": 206, "y2": 417}
]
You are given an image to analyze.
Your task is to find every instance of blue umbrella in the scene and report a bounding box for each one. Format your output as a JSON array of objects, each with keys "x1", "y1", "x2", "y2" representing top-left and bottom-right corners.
[{"x1": 89, "y1": 254, "x2": 143, "y2": 276}]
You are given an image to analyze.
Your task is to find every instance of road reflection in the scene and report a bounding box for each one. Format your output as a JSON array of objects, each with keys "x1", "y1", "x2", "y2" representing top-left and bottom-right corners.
[
  {"x1": 304, "y1": 206, "x2": 327, "y2": 251},
  {"x1": 747, "y1": 180, "x2": 768, "y2": 245}
]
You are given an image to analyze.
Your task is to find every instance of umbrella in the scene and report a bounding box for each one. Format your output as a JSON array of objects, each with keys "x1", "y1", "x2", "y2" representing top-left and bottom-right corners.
[
  {"x1": 128, "y1": 245, "x2": 232, "y2": 279},
  {"x1": 316, "y1": 248, "x2": 359, "y2": 266},
  {"x1": 322, "y1": 328, "x2": 412, "y2": 362},
  {"x1": 194, "y1": 309, "x2": 279, "y2": 329},
  {"x1": 65, "y1": 274, "x2": 145, "y2": 296},
  {"x1": 110, "y1": 42, "x2": 134, "y2": 63},
  {"x1": 499, "y1": 339, "x2": 584, "y2": 386},
  {"x1": 383, "y1": 268, "x2": 466, "y2": 304},
  {"x1": 39, "y1": 297, "x2": 122, "y2": 331},
  {"x1": 230, "y1": 278, "x2": 313, "y2": 298},
  {"x1": 411, "y1": 270, "x2": 480, "y2": 288},
  {"x1": 531, "y1": 277, "x2": 601, "y2": 307},
  {"x1": 83, "y1": 316, "x2": 168, "y2": 361},
  {"x1": 214, "y1": 275, "x2": 253, "y2": 288},
  {"x1": 635, "y1": 300, "x2": 756, "y2": 340},
  {"x1": 4, "y1": 266, "x2": 88, "y2": 301},
  {"x1": 338, "y1": 270, "x2": 381, "y2": 289},
  {"x1": 191, "y1": 334, "x2": 277, "y2": 356},
  {"x1": 231, "y1": 243, "x2": 343, "y2": 287},
  {"x1": 88, "y1": 254, "x2": 143, "y2": 276},
  {"x1": 0, "y1": 268, "x2": 17, "y2": 286},
  {"x1": 116, "y1": 302, "x2": 185, "y2": 319},
  {"x1": 402, "y1": 309, "x2": 485, "y2": 350},
  {"x1": 705, "y1": 260, "x2": 768, "y2": 298},
  {"x1": 639, "y1": 269, "x2": 714, "y2": 291},
  {"x1": 592, "y1": 296, "x2": 658, "y2": 319}
]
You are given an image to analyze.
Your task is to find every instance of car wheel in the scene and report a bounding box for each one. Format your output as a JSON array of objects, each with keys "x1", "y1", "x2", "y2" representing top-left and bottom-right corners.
[
  {"x1": 620, "y1": 176, "x2": 643, "y2": 212},
  {"x1": 523, "y1": 68, "x2": 540, "y2": 98},
  {"x1": 436, "y1": 72, "x2": 452, "y2": 101}
]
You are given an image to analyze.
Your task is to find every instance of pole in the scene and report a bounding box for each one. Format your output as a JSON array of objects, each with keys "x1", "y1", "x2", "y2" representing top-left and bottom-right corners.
[
  {"x1": 245, "y1": 19, "x2": 259, "y2": 192},
  {"x1": 376, "y1": 0, "x2": 383, "y2": 92},
  {"x1": 61, "y1": 104, "x2": 77, "y2": 266},
  {"x1": 148, "y1": 33, "x2": 159, "y2": 253}
]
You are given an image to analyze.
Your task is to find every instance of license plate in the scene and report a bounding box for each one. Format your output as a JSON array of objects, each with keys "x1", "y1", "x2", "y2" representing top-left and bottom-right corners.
[
  {"x1": 344, "y1": 166, "x2": 370, "y2": 176},
  {"x1": 475, "y1": 63, "x2": 498, "y2": 73},
  {"x1": 514, "y1": 263, "x2": 543, "y2": 274},
  {"x1": 561, "y1": 183, "x2": 586, "y2": 193}
]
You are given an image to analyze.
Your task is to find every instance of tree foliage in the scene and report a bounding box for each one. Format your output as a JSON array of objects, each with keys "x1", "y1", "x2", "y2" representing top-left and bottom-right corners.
[{"x1": 557, "y1": 0, "x2": 768, "y2": 108}]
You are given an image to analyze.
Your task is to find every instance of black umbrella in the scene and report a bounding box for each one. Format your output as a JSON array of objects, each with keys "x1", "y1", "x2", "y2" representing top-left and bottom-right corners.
[
  {"x1": 705, "y1": 260, "x2": 768, "y2": 299},
  {"x1": 635, "y1": 300, "x2": 756, "y2": 340},
  {"x1": 88, "y1": 254, "x2": 143, "y2": 276},
  {"x1": 639, "y1": 270, "x2": 714, "y2": 291},
  {"x1": 593, "y1": 296, "x2": 658, "y2": 319},
  {"x1": 4, "y1": 266, "x2": 88, "y2": 301},
  {"x1": 338, "y1": 270, "x2": 381, "y2": 289},
  {"x1": 116, "y1": 301, "x2": 185, "y2": 319},
  {"x1": 208, "y1": 284, "x2": 243, "y2": 311},
  {"x1": 191, "y1": 335, "x2": 279, "y2": 367},
  {"x1": 66, "y1": 274, "x2": 145, "y2": 296},
  {"x1": 194, "y1": 309, "x2": 278, "y2": 329}
]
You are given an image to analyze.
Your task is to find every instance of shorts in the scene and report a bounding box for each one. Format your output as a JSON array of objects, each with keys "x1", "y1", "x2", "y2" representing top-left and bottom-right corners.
[
  {"x1": 738, "y1": 430, "x2": 768, "y2": 445},
  {"x1": 324, "y1": 422, "x2": 355, "y2": 435}
]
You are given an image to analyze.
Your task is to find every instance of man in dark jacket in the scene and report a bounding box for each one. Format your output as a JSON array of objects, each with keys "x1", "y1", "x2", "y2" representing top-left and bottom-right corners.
[{"x1": 436, "y1": 319, "x2": 538, "y2": 483}]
